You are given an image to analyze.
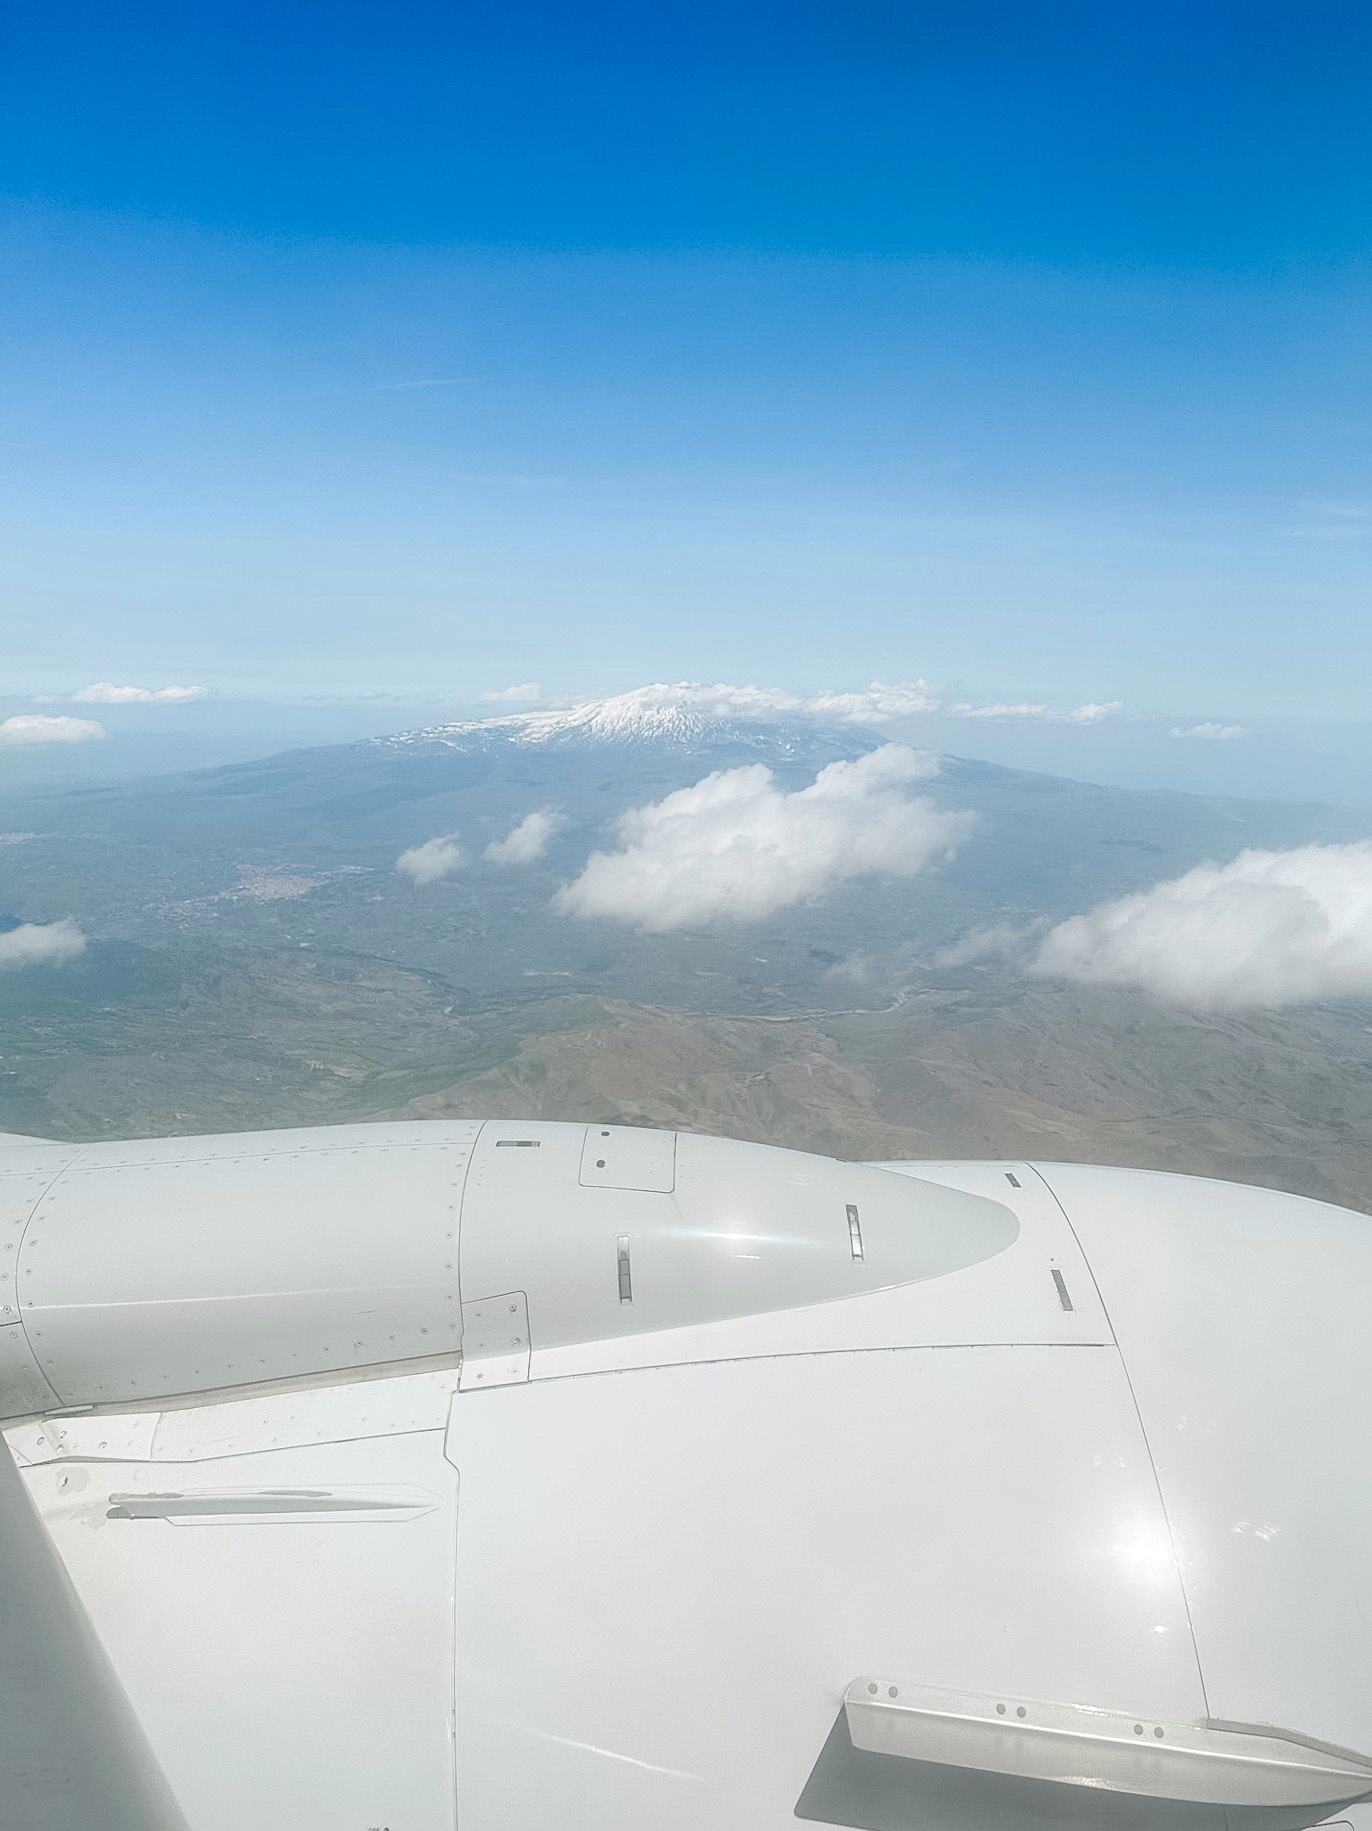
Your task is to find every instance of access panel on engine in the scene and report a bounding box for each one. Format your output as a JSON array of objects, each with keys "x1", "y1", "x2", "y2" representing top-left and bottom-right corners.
[{"x1": 579, "y1": 1125, "x2": 677, "y2": 1192}]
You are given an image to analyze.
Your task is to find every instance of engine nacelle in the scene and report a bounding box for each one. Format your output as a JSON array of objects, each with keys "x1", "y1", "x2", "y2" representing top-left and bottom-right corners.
[{"x1": 0, "y1": 1121, "x2": 1017, "y2": 1416}]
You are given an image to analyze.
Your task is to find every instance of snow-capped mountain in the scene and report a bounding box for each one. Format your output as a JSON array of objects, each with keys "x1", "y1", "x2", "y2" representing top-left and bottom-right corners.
[
  {"x1": 374, "y1": 691, "x2": 748, "y2": 754},
  {"x1": 368, "y1": 681, "x2": 932, "y2": 760}
]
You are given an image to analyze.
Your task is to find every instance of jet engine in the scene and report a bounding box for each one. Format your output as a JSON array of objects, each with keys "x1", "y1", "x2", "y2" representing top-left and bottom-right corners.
[{"x1": 1, "y1": 1120, "x2": 1369, "y2": 1831}]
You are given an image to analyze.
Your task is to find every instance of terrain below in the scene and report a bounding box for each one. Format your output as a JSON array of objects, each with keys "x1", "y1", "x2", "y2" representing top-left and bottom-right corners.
[
  {"x1": 5, "y1": 707, "x2": 1372, "y2": 1211},
  {"x1": 8, "y1": 946, "x2": 1370, "y2": 1211}
]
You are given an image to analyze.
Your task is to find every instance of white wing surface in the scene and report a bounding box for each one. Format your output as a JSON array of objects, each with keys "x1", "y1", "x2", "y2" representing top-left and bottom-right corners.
[
  {"x1": 0, "y1": 1421, "x2": 188, "y2": 1829},
  {"x1": 11, "y1": 1372, "x2": 460, "y2": 1831},
  {"x1": 2, "y1": 1121, "x2": 1370, "y2": 1831}
]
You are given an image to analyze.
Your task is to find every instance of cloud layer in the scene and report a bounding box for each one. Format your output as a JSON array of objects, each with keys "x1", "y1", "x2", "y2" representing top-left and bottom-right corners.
[
  {"x1": 486, "y1": 807, "x2": 563, "y2": 865},
  {"x1": 933, "y1": 922, "x2": 1043, "y2": 968},
  {"x1": 1169, "y1": 722, "x2": 1246, "y2": 741},
  {"x1": 442, "y1": 679, "x2": 1146, "y2": 743},
  {"x1": 396, "y1": 835, "x2": 464, "y2": 885},
  {"x1": 554, "y1": 744, "x2": 972, "y2": 931},
  {"x1": 551, "y1": 679, "x2": 943, "y2": 726},
  {"x1": 1034, "y1": 841, "x2": 1372, "y2": 1007},
  {"x1": 794, "y1": 681, "x2": 941, "y2": 721},
  {"x1": 0, "y1": 919, "x2": 87, "y2": 970},
  {"x1": 949, "y1": 699, "x2": 1123, "y2": 723},
  {"x1": 71, "y1": 682, "x2": 207, "y2": 704},
  {"x1": 0, "y1": 715, "x2": 106, "y2": 747}
]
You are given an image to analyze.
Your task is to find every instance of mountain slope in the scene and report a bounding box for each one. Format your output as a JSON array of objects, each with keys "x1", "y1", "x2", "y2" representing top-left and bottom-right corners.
[{"x1": 3, "y1": 693, "x2": 1372, "y2": 1169}]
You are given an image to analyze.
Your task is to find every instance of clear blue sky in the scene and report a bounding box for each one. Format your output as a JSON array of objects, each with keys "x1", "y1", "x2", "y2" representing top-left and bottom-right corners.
[{"x1": 2, "y1": 0, "x2": 1370, "y2": 719}]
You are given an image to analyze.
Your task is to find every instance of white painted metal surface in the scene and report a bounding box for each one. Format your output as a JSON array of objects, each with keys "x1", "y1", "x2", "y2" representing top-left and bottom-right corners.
[
  {"x1": 0, "y1": 1147, "x2": 75, "y2": 1408},
  {"x1": 0, "y1": 1318, "x2": 57, "y2": 1412},
  {"x1": 0, "y1": 1425, "x2": 189, "y2": 1831},
  {"x1": 529, "y1": 1158, "x2": 1110, "y2": 1379},
  {"x1": 459, "y1": 1122, "x2": 1019, "y2": 1353},
  {"x1": 7, "y1": 1366, "x2": 461, "y2": 1466},
  {"x1": 845, "y1": 1678, "x2": 1372, "y2": 1807},
  {"x1": 459, "y1": 1289, "x2": 531, "y2": 1388},
  {"x1": 1037, "y1": 1161, "x2": 1372, "y2": 1764},
  {"x1": 3, "y1": 1123, "x2": 476, "y2": 1410},
  {"x1": 579, "y1": 1123, "x2": 677, "y2": 1190},
  {"x1": 446, "y1": 1345, "x2": 1207, "y2": 1831},
  {"x1": 2, "y1": 1119, "x2": 1369, "y2": 1831},
  {"x1": 24, "y1": 1413, "x2": 460, "y2": 1831}
]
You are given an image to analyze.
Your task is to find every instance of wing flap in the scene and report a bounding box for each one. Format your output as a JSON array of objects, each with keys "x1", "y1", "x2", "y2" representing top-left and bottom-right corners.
[{"x1": 845, "y1": 1678, "x2": 1372, "y2": 1809}]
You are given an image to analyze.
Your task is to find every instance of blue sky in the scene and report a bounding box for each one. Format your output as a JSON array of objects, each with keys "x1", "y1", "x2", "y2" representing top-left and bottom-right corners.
[{"x1": 2, "y1": 0, "x2": 1370, "y2": 739}]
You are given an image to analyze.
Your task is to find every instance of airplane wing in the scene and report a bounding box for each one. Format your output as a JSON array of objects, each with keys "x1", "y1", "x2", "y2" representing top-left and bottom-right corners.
[
  {"x1": 7, "y1": 1372, "x2": 461, "y2": 1831},
  {"x1": 3, "y1": 1120, "x2": 1372, "y2": 1831},
  {"x1": 0, "y1": 1419, "x2": 188, "y2": 1830}
]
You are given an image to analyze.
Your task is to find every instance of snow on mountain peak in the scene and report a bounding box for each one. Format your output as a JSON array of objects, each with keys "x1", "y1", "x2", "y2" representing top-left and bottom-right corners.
[{"x1": 373, "y1": 680, "x2": 939, "y2": 754}]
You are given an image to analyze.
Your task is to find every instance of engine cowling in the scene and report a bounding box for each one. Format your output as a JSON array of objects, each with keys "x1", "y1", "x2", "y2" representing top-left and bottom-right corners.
[{"x1": 0, "y1": 1122, "x2": 1017, "y2": 1416}]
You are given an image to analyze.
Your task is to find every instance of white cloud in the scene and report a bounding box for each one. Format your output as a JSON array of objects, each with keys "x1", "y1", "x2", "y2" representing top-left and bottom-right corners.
[
  {"x1": 933, "y1": 922, "x2": 1043, "y2": 968},
  {"x1": 1034, "y1": 842, "x2": 1372, "y2": 1007},
  {"x1": 949, "y1": 699, "x2": 1124, "y2": 724},
  {"x1": 1065, "y1": 700, "x2": 1124, "y2": 724},
  {"x1": 563, "y1": 679, "x2": 940, "y2": 725},
  {"x1": 643, "y1": 680, "x2": 1119, "y2": 727},
  {"x1": 824, "y1": 952, "x2": 877, "y2": 985},
  {"x1": 950, "y1": 701, "x2": 1051, "y2": 720},
  {"x1": 485, "y1": 808, "x2": 564, "y2": 865},
  {"x1": 799, "y1": 680, "x2": 941, "y2": 721},
  {"x1": 0, "y1": 919, "x2": 86, "y2": 970},
  {"x1": 554, "y1": 744, "x2": 972, "y2": 932},
  {"x1": 0, "y1": 715, "x2": 106, "y2": 747},
  {"x1": 670, "y1": 678, "x2": 940, "y2": 723},
  {"x1": 437, "y1": 678, "x2": 1138, "y2": 741},
  {"x1": 396, "y1": 835, "x2": 464, "y2": 885},
  {"x1": 71, "y1": 682, "x2": 207, "y2": 704},
  {"x1": 1169, "y1": 722, "x2": 1247, "y2": 741}
]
